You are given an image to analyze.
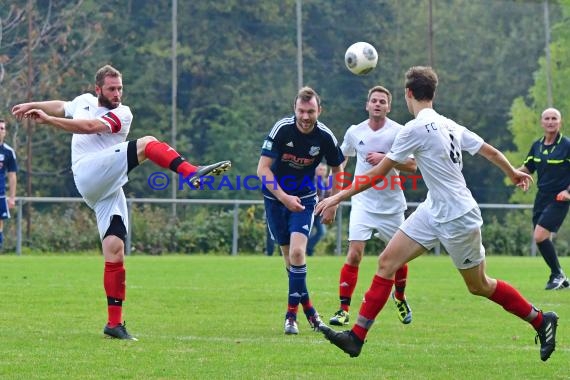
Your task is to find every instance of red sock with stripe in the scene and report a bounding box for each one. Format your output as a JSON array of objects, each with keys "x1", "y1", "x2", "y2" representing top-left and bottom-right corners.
[
  {"x1": 352, "y1": 275, "x2": 393, "y2": 341},
  {"x1": 144, "y1": 141, "x2": 198, "y2": 177}
]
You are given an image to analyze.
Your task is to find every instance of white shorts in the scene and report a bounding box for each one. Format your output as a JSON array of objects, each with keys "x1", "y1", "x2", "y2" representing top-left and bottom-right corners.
[
  {"x1": 72, "y1": 142, "x2": 130, "y2": 240},
  {"x1": 348, "y1": 206, "x2": 404, "y2": 244},
  {"x1": 400, "y1": 203, "x2": 485, "y2": 269}
]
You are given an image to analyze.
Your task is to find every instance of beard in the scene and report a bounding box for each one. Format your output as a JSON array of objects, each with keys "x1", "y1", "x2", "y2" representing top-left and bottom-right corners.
[{"x1": 98, "y1": 94, "x2": 119, "y2": 109}]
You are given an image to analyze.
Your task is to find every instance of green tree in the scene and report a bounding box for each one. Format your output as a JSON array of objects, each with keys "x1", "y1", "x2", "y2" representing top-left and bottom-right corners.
[
  {"x1": 0, "y1": 0, "x2": 112, "y2": 197},
  {"x1": 506, "y1": 0, "x2": 570, "y2": 204}
]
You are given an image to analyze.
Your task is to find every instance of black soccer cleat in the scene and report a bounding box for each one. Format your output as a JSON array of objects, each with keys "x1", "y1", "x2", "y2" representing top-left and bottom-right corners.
[
  {"x1": 535, "y1": 311, "x2": 558, "y2": 361},
  {"x1": 104, "y1": 322, "x2": 138, "y2": 341},
  {"x1": 188, "y1": 160, "x2": 232, "y2": 188},
  {"x1": 319, "y1": 324, "x2": 364, "y2": 357}
]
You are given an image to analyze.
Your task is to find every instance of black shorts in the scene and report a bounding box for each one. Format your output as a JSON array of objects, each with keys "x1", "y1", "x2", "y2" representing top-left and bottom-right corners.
[{"x1": 533, "y1": 192, "x2": 570, "y2": 232}]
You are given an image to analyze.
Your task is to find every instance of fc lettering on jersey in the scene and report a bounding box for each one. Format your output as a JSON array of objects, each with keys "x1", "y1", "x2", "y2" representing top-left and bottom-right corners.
[{"x1": 101, "y1": 112, "x2": 122, "y2": 133}]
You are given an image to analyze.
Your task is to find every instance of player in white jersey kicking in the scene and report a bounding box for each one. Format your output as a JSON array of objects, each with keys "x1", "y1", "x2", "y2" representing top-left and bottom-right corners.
[
  {"x1": 316, "y1": 66, "x2": 558, "y2": 362},
  {"x1": 329, "y1": 85, "x2": 417, "y2": 327},
  {"x1": 11, "y1": 65, "x2": 230, "y2": 341}
]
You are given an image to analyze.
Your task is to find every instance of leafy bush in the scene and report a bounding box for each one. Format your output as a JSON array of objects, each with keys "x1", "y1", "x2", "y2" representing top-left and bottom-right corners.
[
  {"x1": 3, "y1": 201, "x2": 569, "y2": 257},
  {"x1": 482, "y1": 211, "x2": 533, "y2": 256},
  {"x1": 130, "y1": 203, "x2": 266, "y2": 255},
  {"x1": 5, "y1": 203, "x2": 100, "y2": 252}
]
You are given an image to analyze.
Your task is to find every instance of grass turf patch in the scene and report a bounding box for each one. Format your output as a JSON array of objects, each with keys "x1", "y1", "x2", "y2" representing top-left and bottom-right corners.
[{"x1": 0, "y1": 255, "x2": 568, "y2": 379}]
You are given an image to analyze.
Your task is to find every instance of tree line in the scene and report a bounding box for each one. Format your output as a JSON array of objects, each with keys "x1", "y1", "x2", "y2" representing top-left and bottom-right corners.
[{"x1": 1, "y1": 0, "x2": 568, "y2": 207}]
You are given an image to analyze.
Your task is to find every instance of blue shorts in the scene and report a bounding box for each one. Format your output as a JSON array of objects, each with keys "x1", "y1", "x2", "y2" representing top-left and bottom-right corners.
[
  {"x1": 0, "y1": 197, "x2": 9, "y2": 220},
  {"x1": 264, "y1": 195, "x2": 316, "y2": 246}
]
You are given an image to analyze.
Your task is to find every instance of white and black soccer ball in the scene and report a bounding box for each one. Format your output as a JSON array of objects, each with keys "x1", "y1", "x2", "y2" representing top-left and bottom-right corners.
[{"x1": 344, "y1": 42, "x2": 378, "y2": 75}]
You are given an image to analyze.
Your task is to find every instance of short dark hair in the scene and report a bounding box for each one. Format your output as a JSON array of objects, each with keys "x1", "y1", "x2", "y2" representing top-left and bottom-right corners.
[
  {"x1": 368, "y1": 85, "x2": 392, "y2": 104},
  {"x1": 95, "y1": 65, "x2": 122, "y2": 88},
  {"x1": 295, "y1": 86, "x2": 321, "y2": 108},
  {"x1": 405, "y1": 66, "x2": 438, "y2": 101}
]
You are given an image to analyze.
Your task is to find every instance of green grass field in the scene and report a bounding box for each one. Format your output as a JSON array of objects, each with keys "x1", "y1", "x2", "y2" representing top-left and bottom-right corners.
[{"x1": 0, "y1": 254, "x2": 568, "y2": 380}]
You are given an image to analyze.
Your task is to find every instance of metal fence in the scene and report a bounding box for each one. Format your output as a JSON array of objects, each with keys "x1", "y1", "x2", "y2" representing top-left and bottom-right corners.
[{"x1": 12, "y1": 197, "x2": 538, "y2": 256}]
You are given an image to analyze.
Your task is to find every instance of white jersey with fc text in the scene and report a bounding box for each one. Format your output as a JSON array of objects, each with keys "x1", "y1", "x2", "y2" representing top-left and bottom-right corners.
[
  {"x1": 387, "y1": 108, "x2": 484, "y2": 223},
  {"x1": 64, "y1": 93, "x2": 132, "y2": 165},
  {"x1": 341, "y1": 118, "x2": 406, "y2": 214}
]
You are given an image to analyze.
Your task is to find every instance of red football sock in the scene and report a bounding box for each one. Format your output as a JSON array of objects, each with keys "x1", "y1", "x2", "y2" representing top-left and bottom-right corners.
[
  {"x1": 393, "y1": 264, "x2": 408, "y2": 300},
  {"x1": 352, "y1": 275, "x2": 393, "y2": 341},
  {"x1": 104, "y1": 262, "x2": 126, "y2": 326},
  {"x1": 489, "y1": 279, "x2": 543, "y2": 329},
  {"x1": 108, "y1": 305, "x2": 123, "y2": 327},
  {"x1": 339, "y1": 263, "x2": 359, "y2": 311},
  {"x1": 287, "y1": 305, "x2": 299, "y2": 316},
  {"x1": 301, "y1": 299, "x2": 313, "y2": 311},
  {"x1": 144, "y1": 141, "x2": 198, "y2": 177}
]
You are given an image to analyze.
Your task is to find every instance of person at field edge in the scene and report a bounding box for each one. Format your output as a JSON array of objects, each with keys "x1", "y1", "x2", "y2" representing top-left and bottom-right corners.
[
  {"x1": 329, "y1": 85, "x2": 417, "y2": 328},
  {"x1": 316, "y1": 66, "x2": 559, "y2": 362},
  {"x1": 306, "y1": 163, "x2": 331, "y2": 256},
  {"x1": 11, "y1": 64, "x2": 231, "y2": 341},
  {"x1": 0, "y1": 118, "x2": 18, "y2": 250},
  {"x1": 518, "y1": 108, "x2": 570, "y2": 290},
  {"x1": 257, "y1": 86, "x2": 345, "y2": 335}
]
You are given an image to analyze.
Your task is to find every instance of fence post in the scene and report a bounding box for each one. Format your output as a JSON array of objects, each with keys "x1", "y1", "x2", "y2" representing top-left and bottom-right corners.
[
  {"x1": 16, "y1": 199, "x2": 23, "y2": 256},
  {"x1": 530, "y1": 226, "x2": 537, "y2": 256},
  {"x1": 232, "y1": 202, "x2": 239, "y2": 255}
]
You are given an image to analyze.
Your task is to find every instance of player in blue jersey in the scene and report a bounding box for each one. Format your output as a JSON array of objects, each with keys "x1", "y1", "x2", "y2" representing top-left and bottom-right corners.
[
  {"x1": 306, "y1": 163, "x2": 331, "y2": 256},
  {"x1": 12, "y1": 65, "x2": 230, "y2": 341},
  {"x1": 316, "y1": 66, "x2": 558, "y2": 362},
  {"x1": 0, "y1": 119, "x2": 18, "y2": 250},
  {"x1": 257, "y1": 86, "x2": 345, "y2": 334},
  {"x1": 519, "y1": 108, "x2": 570, "y2": 290}
]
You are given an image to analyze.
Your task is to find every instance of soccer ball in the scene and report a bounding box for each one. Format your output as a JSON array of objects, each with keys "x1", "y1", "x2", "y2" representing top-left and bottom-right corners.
[{"x1": 344, "y1": 42, "x2": 378, "y2": 75}]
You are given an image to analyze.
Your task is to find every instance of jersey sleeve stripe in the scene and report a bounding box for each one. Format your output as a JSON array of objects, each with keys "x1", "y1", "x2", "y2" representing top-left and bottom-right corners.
[
  {"x1": 268, "y1": 117, "x2": 294, "y2": 139},
  {"x1": 101, "y1": 112, "x2": 122, "y2": 133},
  {"x1": 316, "y1": 122, "x2": 339, "y2": 145}
]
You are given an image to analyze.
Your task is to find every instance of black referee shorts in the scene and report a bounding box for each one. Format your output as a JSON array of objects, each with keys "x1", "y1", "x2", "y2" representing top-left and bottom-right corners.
[{"x1": 533, "y1": 192, "x2": 570, "y2": 232}]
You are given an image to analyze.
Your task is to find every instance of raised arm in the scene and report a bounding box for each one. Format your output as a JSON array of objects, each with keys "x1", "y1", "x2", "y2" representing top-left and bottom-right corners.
[
  {"x1": 11, "y1": 100, "x2": 66, "y2": 119},
  {"x1": 14, "y1": 108, "x2": 109, "y2": 134},
  {"x1": 477, "y1": 142, "x2": 533, "y2": 191}
]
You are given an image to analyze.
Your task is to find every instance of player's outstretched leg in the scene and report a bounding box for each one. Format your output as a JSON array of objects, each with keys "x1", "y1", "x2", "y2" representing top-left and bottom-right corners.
[
  {"x1": 142, "y1": 139, "x2": 231, "y2": 187},
  {"x1": 535, "y1": 311, "x2": 558, "y2": 361},
  {"x1": 318, "y1": 324, "x2": 364, "y2": 357}
]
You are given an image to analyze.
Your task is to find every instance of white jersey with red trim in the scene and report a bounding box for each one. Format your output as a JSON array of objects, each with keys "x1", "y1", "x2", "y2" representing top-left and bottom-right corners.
[{"x1": 64, "y1": 93, "x2": 132, "y2": 165}]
